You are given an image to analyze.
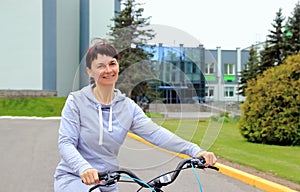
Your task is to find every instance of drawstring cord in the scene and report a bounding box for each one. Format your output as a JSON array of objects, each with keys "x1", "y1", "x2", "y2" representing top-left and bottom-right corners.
[
  {"x1": 108, "y1": 106, "x2": 113, "y2": 132},
  {"x1": 98, "y1": 104, "x2": 113, "y2": 145},
  {"x1": 98, "y1": 106, "x2": 104, "y2": 145}
]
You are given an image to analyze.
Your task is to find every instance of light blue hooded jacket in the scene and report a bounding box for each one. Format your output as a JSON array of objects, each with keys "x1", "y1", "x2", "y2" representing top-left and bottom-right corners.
[{"x1": 54, "y1": 85, "x2": 204, "y2": 191}]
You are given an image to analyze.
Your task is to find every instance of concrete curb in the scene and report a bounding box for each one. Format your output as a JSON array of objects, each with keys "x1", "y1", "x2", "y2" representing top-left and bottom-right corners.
[{"x1": 127, "y1": 132, "x2": 298, "y2": 192}]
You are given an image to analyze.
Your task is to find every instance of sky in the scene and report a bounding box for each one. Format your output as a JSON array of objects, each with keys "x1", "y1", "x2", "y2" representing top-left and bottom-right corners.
[{"x1": 140, "y1": 0, "x2": 299, "y2": 49}]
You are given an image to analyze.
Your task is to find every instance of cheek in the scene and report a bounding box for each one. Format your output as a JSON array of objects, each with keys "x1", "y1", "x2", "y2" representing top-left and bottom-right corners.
[
  {"x1": 91, "y1": 70, "x2": 102, "y2": 78},
  {"x1": 114, "y1": 67, "x2": 119, "y2": 74}
]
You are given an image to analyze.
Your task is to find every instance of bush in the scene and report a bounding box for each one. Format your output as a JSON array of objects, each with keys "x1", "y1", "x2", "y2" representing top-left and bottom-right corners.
[
  {"x1": 239, "y1": 54, "x2": 300, "y2": 145},
  {"x1": 210, "y1": 111, "x2": 240, "y2": 123}
]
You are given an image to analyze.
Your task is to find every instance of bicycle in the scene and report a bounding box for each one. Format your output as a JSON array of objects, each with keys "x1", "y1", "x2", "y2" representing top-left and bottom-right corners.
[{"x1": 88, "y1": 156, "x2": 219, "y2": 192}]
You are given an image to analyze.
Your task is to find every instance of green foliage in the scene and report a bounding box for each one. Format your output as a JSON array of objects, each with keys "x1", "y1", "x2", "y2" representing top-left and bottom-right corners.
[
  {"x1": 239, "y1": 54, "x2": 300, "y2": 145},
  {"x1": 263, "y1": 9, "x2": 287, "y2": 66},
  {"x1": 238, "y1": 46, "x2": 260, "y2": 96},
  {"x1": 0, "y1": 97, "x2": 66, "y2": 117},
  {"x1": 285, "y1": 1, "x2": 300, "y2": 53},
  {"x1": 210, "y1": 111, "x2": 240, "y2": 123}
]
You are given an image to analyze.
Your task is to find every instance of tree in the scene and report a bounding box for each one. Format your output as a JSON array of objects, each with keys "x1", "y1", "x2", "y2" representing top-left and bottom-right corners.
[
  {"x1": 239, "y1": 4, "x2": 300, "y2": 97},
  {"x1": 238, "y1": 45, "x2": 260, "y2": 96},
  {"x1": 258, "y1": 41, "x2": 276, "y2": 74},
  {"x1": 239, "y1": 54, "x2": 300, "y2": 146},
  {"x1": 263, "y1": 9, "x2": 286, "y2": 66},
  {"x1": 108, "y1": 0, "x2": 156, "y2": 99},
  {"x1": 285, "y1": 1, "x2": 300, "y2": 54}
]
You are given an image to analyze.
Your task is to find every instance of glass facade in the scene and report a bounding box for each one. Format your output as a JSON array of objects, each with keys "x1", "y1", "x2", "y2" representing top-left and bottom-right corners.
[
  {"x1": 146, "y1": 44, "x2": 206, "y2": 103},
  {"x1": 142, "y1": 45, "x2": 249, "y2": 103}
]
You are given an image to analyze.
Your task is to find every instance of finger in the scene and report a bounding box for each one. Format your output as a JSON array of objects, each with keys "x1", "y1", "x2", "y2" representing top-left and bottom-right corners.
[
  {"x1": 81, "y1": 170, "x2": 94, "y2": 185},
  {"x1": 81, "y1": 173, "x2": 89, "y2": 185},
  {"x1": 213, "y1": 156, "x2": 217, "y2": 164},
  {"x1": 81, "y1": 177, "x2": 87, "y2": 184},
  {"x1": 207, "y1": 154, "x2": 217, "y2": 165},
  {"x1": 84, "y1": 176, "x2": 92, "y2": 185},
  {"x1": 205, "y1": 156, "x2": 212, "y2": 165},
  {"x1": 93, "y1": 171, "x2": 99, "y2": 183},
  {"x1": 204, "y1": 153, "x2": 214, "y2": 165}
]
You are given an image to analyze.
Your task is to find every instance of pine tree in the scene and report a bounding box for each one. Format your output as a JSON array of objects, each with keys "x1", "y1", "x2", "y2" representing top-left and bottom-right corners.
[
  {"x1": 109, "y1": 0, "x2": 155, "y2": 73},
  {"x1": 108, "y1": 0, "x2": 156, "y2": 99},
  {"x1": 238, "y1": 45, "x2": 260, "y2": 96},
  {"x1": 266, "y1": 9, "x2": 286, "y2": 65},
  {"x1": 285, "y1": 1, "x2": 300, "y2": 54},
  {"x1": 259, "y1": 42, "x2": 275, "y2": 74}
]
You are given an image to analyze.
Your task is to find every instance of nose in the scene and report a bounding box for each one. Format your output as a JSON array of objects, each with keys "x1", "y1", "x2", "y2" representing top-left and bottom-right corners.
[{"x1": 104, "y1": 65, "x2": 112, "y2": 72}]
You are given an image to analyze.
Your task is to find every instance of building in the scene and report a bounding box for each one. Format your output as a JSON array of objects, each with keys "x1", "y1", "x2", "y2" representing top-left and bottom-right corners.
[
  {"x1": 0, "y1": 0, "x2": 249, "y2": 102},
  {"x1": 144, "y1": 44, "x2": 249, "y2": 103},
  {"x1": 204, "y1": 47, "x2": 249, "y2": 102},
  {"x1": 0, "y1": 0, "x2": 120, "y2": 96}
]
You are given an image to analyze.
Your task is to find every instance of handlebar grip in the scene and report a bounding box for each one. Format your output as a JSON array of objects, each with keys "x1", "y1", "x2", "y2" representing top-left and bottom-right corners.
[
  {"x1": 98, "y1": 172, "x2": 108, "y2": 180},
  {"x1": 82, "y1": 172, "x2": 107, "y2": 184},
  {"x1": 196, "y1": 156, "x2": 206, "y2": 164}
]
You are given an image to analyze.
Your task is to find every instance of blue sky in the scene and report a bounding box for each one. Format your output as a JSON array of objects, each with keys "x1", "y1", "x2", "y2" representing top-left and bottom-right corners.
[{"x1": 142, "y1": 0, "x2": 299, "y2": 49}]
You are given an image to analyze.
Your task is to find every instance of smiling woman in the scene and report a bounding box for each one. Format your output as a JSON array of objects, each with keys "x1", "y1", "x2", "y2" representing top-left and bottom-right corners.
[{"x1": 53, "y1": 41, "x2": 217, "y2": 192}]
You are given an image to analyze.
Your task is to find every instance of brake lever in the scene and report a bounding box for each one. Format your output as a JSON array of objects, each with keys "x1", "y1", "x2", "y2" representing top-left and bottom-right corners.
[
  {"x1": 189, "y1": 157, "x2": 206, "y2": 169},
  {"x1": 190, "y1": 157, "x2": 219, "y2": 171},
  {"x1": 207, "y1": 165, "x2": 219, "y2": 171},
  {"x1": 98, "y1": 172, "x2": 120, "y2": 186}
]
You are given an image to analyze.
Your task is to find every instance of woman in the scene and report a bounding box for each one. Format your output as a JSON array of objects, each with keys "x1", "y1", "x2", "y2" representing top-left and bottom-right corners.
[{"x1": 54, "y1": 42, "x2": 217, "y2": 192}]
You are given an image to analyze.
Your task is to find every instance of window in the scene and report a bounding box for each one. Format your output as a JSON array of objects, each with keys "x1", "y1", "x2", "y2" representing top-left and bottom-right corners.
[
  {"x1": 192, "y1": 63, "x2": 199, "y2": 73},
  {"x1": 205, "y1": 86, "x2": 214, "y2": 98},
  {"x1": 224, "y1": 87, "x2": 235, "y2": 97},
  {"x1": 185, "y1": 62, "x2": 193, "y2": 73},
  {"x1": 205, "y1": 63, "x2": 214, "y2": 74},
  {"x1": 224, "y1": 63, "x2": 234, "y2": 75}
]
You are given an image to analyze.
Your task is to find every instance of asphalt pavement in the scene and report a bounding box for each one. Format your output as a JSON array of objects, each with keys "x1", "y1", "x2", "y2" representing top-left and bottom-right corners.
[{"x1": 0, "y1": 118, "x2": 266, "y2": 192}]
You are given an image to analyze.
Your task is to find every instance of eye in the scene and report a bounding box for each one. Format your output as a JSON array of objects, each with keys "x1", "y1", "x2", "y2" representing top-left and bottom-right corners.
[
  {"x1": 97, "y1": 64, "x2": 106, "y2": 69},
  {"x1": 110, "y1": 60, "x2": 117, "y2": 66}
]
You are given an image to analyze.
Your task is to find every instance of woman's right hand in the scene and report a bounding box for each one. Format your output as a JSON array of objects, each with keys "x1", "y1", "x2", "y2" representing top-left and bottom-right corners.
[{"x1": 80, "y1": 168, "x2": 101, "y2": 185}]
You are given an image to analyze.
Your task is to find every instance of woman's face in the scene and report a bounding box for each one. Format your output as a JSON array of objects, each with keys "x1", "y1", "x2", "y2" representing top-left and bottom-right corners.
[{"x1": 87, "y1": 54, "x2": 119, "y2": 87}]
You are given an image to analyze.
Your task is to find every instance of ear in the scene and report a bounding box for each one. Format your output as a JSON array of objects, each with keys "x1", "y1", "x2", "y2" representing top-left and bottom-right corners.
[{"x1": 86, "y1": 67, "x2": 91, "y2": 76}]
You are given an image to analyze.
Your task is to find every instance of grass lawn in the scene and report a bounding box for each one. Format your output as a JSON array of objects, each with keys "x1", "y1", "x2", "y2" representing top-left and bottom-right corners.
[
  {"x1": 0, "y1": 97, "x2": 66, "y2": 117},
  {"x1": 0, "y1": 97, "x2": 299, "y2": 184},
  {"x1": 154, "y1": 119, "x2": 300, "y2": 185}
]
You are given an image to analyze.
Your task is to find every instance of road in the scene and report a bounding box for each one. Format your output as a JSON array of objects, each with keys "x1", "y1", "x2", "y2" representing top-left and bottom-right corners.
[{"x1": 0, "y1": 118, "x2": 264, "y2": 192}]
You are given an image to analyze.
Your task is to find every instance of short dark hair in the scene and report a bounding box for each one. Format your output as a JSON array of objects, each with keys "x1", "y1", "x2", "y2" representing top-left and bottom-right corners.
[
  {"x1": 85, "y1": 42, "x2": 120, "y2": 85},
  {"x1": 86, "y1": 42, "x2": 120, "y2": 70}
]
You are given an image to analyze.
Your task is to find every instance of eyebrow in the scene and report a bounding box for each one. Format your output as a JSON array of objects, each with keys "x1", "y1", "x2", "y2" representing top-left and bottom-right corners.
[{"x1": 96, "y1": 60, "x2": 115, "y2": 66}]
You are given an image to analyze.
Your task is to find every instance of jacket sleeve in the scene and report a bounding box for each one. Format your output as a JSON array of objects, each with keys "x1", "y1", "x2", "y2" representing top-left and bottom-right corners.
[
  {"x1": 129, "y1": 102, "x2": 206, "y2": 157},
  {"x1": 58, "y1": 94, "x2": 93, "y2": 175}
]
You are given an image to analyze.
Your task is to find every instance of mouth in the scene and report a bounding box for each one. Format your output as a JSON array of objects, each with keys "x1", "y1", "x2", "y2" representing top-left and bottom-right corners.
[{"x1": 103, "y1": 74, "x2": 115, "y2": 79}]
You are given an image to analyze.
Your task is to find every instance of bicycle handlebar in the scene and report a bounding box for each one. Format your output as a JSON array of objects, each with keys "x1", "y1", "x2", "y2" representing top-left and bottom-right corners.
[{"x1": 88, "y1": 156, "x2": 219, "y2": 192}]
